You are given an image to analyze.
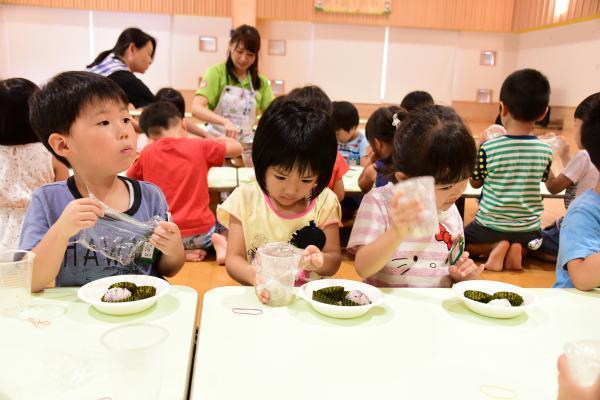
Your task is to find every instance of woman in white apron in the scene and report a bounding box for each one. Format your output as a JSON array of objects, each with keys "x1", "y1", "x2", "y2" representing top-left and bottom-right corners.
[{"x1": 191, "y1": 25, "x2": 274, "y2": 164}]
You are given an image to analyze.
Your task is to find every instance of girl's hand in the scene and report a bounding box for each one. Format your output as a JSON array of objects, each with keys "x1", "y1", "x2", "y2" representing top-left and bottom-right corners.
[
  {"x1": 556, "y1": 136, "x2": 570, "y2": 159},
  {"x1": 150, "y1": 221, "x2": 183, "y2": 257},
  {"x1": 254, "y1": 278, "x2": 271, "y2": 304},
  {"x1": 301, "y1": 245, "x2": 324, "y2": 272},
  {"x1": 56, "y1": 198, "x2": 104, "y2": 238},
  {"x1": 449, "y1": 251, "x2": 484, "y2": 281},
  {"x1": 389, "y1": 190, "x2": 423, "y2": 236}
]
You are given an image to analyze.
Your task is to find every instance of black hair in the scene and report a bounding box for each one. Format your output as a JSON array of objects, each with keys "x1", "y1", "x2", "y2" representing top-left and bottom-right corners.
[
  {"x1": 581, "y1": 102, "x2": 600, "y2": 170},
  {"x1": 286, "y1": 85, "x2": 332, "y2": 115},
  {"x1": 87, "y1": 27, "x2": 156, "y2": 68},
  {"x1": 365, "y1": 105, "x2": 406, "y2": 145},
  {"x1": 156, "y1": 87, "x2": 185, "y2": 118},
  {"x1": 29, "y1": 71, "x2": 129, "y2": 168},
  {"x1": 331, "y1": 101, "x2": 359, "y2": 132},
  {"x1": 400, "y1": 91, "x2": 434, "y2": 111},
  {"x1": 252, "y1": 100, "x2": 337, "y2": 199},
  {"x1": 0, "y1": 78, "x2": 40, "y2": 146},
  {"x1": 226, "y1": 25, "x2": 262, "y2": 90},
  {"x1": 574, "y1": 92, "x2": 600, "y2": 121},
  {"x1": 391, "y1": 105, "x2": 476, "y2": 185},
  {"x1": 499, "y1": 68, "x2": 550, "y2": 123},
  {"x1": 139, "y1": 101, "x2": 181, "y2": 137}
]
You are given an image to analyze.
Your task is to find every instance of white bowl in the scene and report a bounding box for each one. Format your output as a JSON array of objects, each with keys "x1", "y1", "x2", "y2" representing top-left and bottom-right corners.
[
  {"x1": 77, "y1": 275, "x2": 170, "y2": 316},
  {"x1": 452, "y1": 280, "x2": 536, "y2": 319},
  {"x1": 297, "y1": 279, "x2": 384, "y2": 319}
]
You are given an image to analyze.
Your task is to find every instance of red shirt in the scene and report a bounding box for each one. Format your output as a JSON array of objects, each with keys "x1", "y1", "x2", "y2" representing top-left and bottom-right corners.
[
  {"x1": 328, "y1": 151, "x2": 350, "y2": 189},
  {"x1": 127, "y1": 137, "x2": 226, "y2": 236}
]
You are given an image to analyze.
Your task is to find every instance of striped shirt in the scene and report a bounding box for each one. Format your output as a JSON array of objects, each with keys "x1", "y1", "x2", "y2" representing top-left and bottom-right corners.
[
  {"x1": 473, "y1": 135, "x2": 552, "y2": 232},
  {"x1": 87, "y1": 53, "x2": 130, "y2": 77},
  {"x1": 347, "y1": 183, "x2": 464, "y2": 288}
]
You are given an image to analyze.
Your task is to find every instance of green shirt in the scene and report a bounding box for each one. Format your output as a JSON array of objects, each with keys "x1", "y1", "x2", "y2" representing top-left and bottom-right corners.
[
  {"x1": 195, "y1": 62, "x2": 274, "y2": 112},
  {"x1": 473, "y1": 135, "x2": 553, "y2": 232}
]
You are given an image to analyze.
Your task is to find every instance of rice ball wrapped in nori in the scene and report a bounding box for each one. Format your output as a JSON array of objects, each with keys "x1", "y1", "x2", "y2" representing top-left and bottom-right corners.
[
  {"x1": 488, "y1": 298, "x2": 512, "y2": 307},
  {"x1": 490, "y1": 291, "x2": 524, "y2": 307},
  {"x1": 312, "y1": 290, "x2": 337, "y2": 305},
  {"x1": 108, "y1": 281, "x2": 138, "y2": 293},
  {"x1": 314, "y1": 286, "x2": 345, "y2": 300},
  {"x1": 102, "y1": 287, "x2": 133, "y2": 302},
  {"x1": 463, "y1": 290, "x2": 492, "y2": 303},
  {"x1": 133, "y1": 285, "x2": 157, "y2": 300},
  {"x1": 345, "y1": 290, "x2": 371, "y2": 306}
]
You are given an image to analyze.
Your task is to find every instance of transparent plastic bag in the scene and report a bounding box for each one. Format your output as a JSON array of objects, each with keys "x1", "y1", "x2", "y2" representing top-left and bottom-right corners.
[
  {"x1": 564, "y1": 340, "x2": 600, "y2": 387},
  {"x1": 253, "y1": 242, "x2": 302, "y2": 307},
  {"x1": 392, "y1": 176, "x2": 439, "y2": 238},
  {"x1": 481, "y1": 124, "x2": 507, "y2": 141},
  {"x1": 78, "y1": 201, "x2": 162, "y2": 266}
]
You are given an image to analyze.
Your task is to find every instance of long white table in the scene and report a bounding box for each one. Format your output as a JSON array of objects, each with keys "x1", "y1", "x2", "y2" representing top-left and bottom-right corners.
[
  {"x1": 0, "y1": 285, "x2": 198, "y2": 399},
  {"x1": 190, "y1": 286, "x2": 598, "y2": 399}
]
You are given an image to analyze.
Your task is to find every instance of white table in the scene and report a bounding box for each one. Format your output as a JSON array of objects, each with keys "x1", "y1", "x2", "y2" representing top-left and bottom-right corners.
[
  {"x1": 463, "y1": 181, "x2": 565, "y2": 199},
  {"x1": 0, "y1": 285, "x2": 198, "y2": 399},
  {"x1": 207, "y1": 166, "x2": 238, "y2": 191},
  {"x1": 343, "y1": 166, "x2": 363, "y2": 193},
  {"x1": 190, "y1": 286, "x2": 599, "y2": 399}
]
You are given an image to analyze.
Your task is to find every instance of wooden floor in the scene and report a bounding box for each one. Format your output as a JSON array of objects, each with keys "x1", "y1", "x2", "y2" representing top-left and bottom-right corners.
[{"x1": 167, "y1": 120, "x2": 574, "y2": 326}]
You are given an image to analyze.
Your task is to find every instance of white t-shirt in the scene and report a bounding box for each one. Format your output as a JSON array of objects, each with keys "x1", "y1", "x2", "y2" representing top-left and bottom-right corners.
[{"x1": 562, "y1": 150, "x2": 599, "y2": 208}]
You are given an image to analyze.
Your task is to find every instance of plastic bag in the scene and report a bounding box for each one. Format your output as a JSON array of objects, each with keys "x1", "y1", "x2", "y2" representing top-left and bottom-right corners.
[
  {"x1": 78, "y1": 200, "x2": 162, "y2": 266},
  {"x1": 253, "y1": 242, "x2": 302, "y2": 307},
  {"x1": 564, "y1": 340, "x2": 600, "y2": 387},
  {"x1": 481, "y1": 124, "x2": 507, "y2": 142},
  {"x1": 392, "y1": 176, "x2": 439, "y2": 238}
]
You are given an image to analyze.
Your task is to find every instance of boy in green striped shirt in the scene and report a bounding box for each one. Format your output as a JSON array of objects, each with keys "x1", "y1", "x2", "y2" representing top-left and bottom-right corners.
[{"x1": 465, "y1": 69, "x2": 553, "y2": 272}]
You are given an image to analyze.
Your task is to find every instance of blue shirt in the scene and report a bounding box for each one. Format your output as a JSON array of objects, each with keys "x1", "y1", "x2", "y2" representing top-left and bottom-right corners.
[
  {"x1": 338, "y1": 131, "x2": 368, "y2": 166},
  {"x1": 554, "y1": 189, "x2": 600, "y2": 288},
  {"x1": 19, "y1": 176, "x2": 169, "y2": 287}
]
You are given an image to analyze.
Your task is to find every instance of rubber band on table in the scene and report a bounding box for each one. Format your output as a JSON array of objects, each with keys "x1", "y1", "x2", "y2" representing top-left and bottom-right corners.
[{"x1": 232, "y1": 307, "x2": 263, "y2": 315}]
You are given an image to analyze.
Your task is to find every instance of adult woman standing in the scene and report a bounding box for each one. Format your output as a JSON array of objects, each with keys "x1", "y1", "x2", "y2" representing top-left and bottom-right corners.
[
  {"x1": 192, "y1": 25, "x2": 274, "y2": 142},
  {"x1": 87, "y1": 27, "x2": 156, "y2": 108}
]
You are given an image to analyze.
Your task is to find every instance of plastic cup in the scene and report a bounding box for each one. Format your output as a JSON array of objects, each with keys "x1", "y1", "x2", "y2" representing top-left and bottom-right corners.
[
  {"x1": 392, "y1": 176, "x2": 439, "y2": 238},
  {"x1": 101, "y1": 323, "x2": 169, "y2": 400},
  {"x1": 482, "y1": 124, "x2": 507, "y2": 140},
  {"x1": 564, "y1": 340, "x2": 600, "y2": 387},
  {"x1": 0, "y1": 250, "x2": 34, "y2": 317},
  {"x1": 254, "y1": 242, "x2": 302, "y2": 307},
  {"x1": 241, "y1": 141, "x2": 253, "y2": 168}
]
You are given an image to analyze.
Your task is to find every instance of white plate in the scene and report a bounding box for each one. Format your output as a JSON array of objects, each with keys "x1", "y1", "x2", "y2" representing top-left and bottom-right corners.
[
  {"x1": 453, "y1": 280, "x2": 536, "y2": 319},
  {"x1": 297, "y1": 279, "x2": 384, "y2": 319},
  {"x1": 77, "y1": 275, "x2": 170, "y2": 316}
]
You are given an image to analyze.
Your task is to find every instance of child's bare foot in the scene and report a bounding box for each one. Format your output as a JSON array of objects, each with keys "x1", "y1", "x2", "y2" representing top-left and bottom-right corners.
[
  {"x1": 484, "y1": 240, "x2": 510, "y2": 271},
  {"x1": 211, "y1": 233, "x2": 227, "y2": 265},
  {"x1": 505, "y1": 243, "x2": 524, "y2": 271},
  {"x1": 185, "y1": 249, "x2": 207, "y2": 262}
]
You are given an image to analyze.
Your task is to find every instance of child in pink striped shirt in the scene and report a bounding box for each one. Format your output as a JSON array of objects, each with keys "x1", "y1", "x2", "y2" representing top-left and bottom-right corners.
[{"x1": 347, "y1": 105, "x2": 484, "y2": 287}]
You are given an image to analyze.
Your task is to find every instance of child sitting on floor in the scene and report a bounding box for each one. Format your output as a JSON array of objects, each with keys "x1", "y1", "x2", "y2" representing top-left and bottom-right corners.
[{"x1": 128, "y1": 101, "x2": 242, "y2": 263}]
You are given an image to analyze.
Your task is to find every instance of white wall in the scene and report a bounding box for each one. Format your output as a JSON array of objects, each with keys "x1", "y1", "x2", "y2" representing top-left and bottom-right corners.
[
  {"x1": 1, "y1": 5, "x2": 88, "y2": 85},
  {"x1": 1, "y1": 4, "x2": 598, "y2": 107},
  {"x1": 0, "y1": 5, "x2": 8, "y2": 79},
  {"x1": 452, "y1": 31, "x2": 518, "y2": 103},
  {"x1": 385, "y1": 27, "x2": 459, "y2": 105},
  {"x1": 258, "y1": 20, "x2": 312, "y2": 96},
  {"x1": 170, "y1": 15, "x2": 231, "y2": 90},
  {"x1": 517, "y1": 19, "x2": 600, "y2": 107}
]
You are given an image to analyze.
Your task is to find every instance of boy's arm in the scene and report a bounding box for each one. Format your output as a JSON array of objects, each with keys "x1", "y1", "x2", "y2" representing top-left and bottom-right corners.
[
  {"x1": 212, "y1": 136, "x2": 243, "y2": 158},
  {"x1": 331, "y1": 178, "x2": 345, "y2": 202},
  {"x1": 470, "y1": 178, "x2": 484, "y2": 189},
  {"x1": 224, "y1": 215, "x2": 255, "y2": 285},
  {"x1": 153, "y1": 221, "x2": 185, "y2": 277},
  {"x1": 545, "y1": 170, "x2": 573, "y2": 194},
  {"x1": 29, "y1": 198, "x2": 103, "y2": 292},
  {"x1": 567, "y1": 254, "x2": 600, "y2": 291}
]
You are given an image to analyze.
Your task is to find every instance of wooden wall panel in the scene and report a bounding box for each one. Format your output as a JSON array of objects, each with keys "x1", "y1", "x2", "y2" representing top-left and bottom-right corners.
[
  {"x1": 0, "y1": 0, "x2": 231, "y2": 16},
  {"x1": 512, "y1": 0, "x2": 600, "y2": 31},
  {"x1": 257, "y1": 0, "x2": 516, "y2": 32}
]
